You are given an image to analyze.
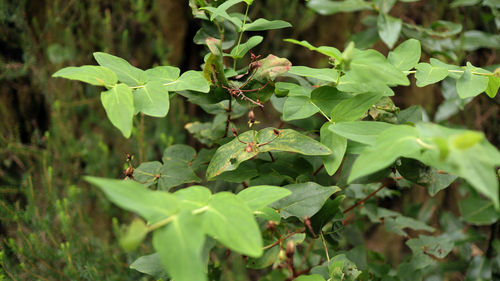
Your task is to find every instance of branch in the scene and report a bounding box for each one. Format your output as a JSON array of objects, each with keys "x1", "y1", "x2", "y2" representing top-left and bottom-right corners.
[{"x1": 342, "y1": 180, "x2": 392, "y2": 214}]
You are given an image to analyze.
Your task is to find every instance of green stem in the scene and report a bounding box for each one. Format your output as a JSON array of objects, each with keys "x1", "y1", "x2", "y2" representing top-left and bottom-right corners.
[
  {"x1": 147, "y1": 215, "x2": 177, "y2": 232},
  {"x1": 403, "y1": 69, "x2": 494, "y2": 77},
  {"x1": 233, "y1": 3, "x2": 250, "y2": 69},
  {"x1": 310, "y1": 103, "x2": 332, "y2": 122}
]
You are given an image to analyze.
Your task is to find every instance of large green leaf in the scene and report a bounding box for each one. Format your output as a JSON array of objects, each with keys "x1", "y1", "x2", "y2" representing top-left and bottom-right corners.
[
  {"x1": 237, "y1": 186, "x2": 292, "y2": 211},
  {"x1": 84, "y1": 176, "x2": 178, "y2": 223},
  {"x1": 331, "y1": 92, "x2": 383, "y2": 122},
  {"x1": 163, "y1": 71, "x2": 210, "y2": 93},
  {"x1": 145, "y1": 66, "x2": 180, "y2": 83},
  {"x1": 153, "y1": 211, "x2": 207, "y2": 281},
  {"x1": 310, "y1": 86, "x2": 351, "y2": 116},
  {"x1": 174, "y1": 185, "x2": 212, "y2": 210},
  {"x1": 245, "y1": 18, "x2": 292, "y2": 31},
  {"x1": 456, "y1": 63, "x2": 489, "y2": 98},
  {"x1": 270, "y1": 182, "x2": 340, "y2": 219},
  {"x1": 93, "y1": 52, "x2": 147, "y2": 86},
  {"x1": 377, "y1": 13, "x2": 402, "y2": 49},
  {"x1": 321, "y1": 123, "x2": 347, "y2": 175},
  {"x1": 346, "y1": 49, "x2": 409, "y2": 86},
  {"x1": 206, "y1": 128, "x2": 331, "y2": 179},
  {"x1": 52, "y1": 65, "x2": 117, "y2": 87},
  {"x1": 348, "y1": 125, "x2": 421, "y2": 182},
  {"x1": 282, "y1": 96, "x2": 319, "y2": 121},
  {"x1": 202, "y1": 192, "x2": 262, "y2": 257},
  {"x1": 388, "y1": 39, "x2": 421, "y2": 71},
  {"x1": 485, "y1": 76, "x2": 500, "y2": 98},
  {"x1": 328, "y1": 121, "x2": 395, "y2": 145},
  {"x1": 133, "y1": 81, "x2": 170, "y2": 117},
  {"x1": 288, "y1": 66, "x2": 339, "y2": 82},
  {"x1": 100, "y1": 83, "x2": 134, "y2": 138},
  {"x1": 415, "y1": 63, "x2": 449, "y2": 87}
]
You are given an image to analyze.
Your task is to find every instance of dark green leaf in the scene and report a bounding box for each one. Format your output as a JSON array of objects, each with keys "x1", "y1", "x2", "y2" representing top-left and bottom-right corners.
[
  {"x1": 130, "y1": 254, "x2": 167, "y2": 279},
  {"x1": 282, "y1": 96, "x2": 319, "y2": 121},
  {"x1": 331, "y1": 92, "x2": 383, "y2": 122},
  {"x1": 459, "y1": 197, "x2": 500, "y2": 225},
  {"x1": 288, "y1": 66, "x2": 339, "y2": 82},
  {"x1": 271, "y1": 182, "x2": 340, "y2": 219},
  {"x1": 320, "y1": 123, "x2": 347, "y2": 175},
  {"x1": 133, "y1": 161, "x2": 162, "y2": 187}
]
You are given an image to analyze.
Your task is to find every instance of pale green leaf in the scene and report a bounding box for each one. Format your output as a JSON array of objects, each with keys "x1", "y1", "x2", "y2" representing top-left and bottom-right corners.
[
  {"x1": 388, "y1": 39, "x2": 421, "y2": 71},
  {"x1": 456, "y1": 64, "x2": 489, "y2": 98},
  {"x1": 283, "y1": 39, "x2": 341, "y2": 60},
  {"x1": 100, "y1": 83, "x2": 134, "y2": 138},
  {"x1": 485, "y1": 76, "x2": 500, "y2": 98},
  {"x1": 93, "y1": 52, "x2": 147, "y2": 86},
  {"x1": 133, "y1": 81, "x2": 170, "y2": 117},
  {"x1": 84, "y1": 176, "x2": 179, "y2": 223},
  {"x1": 288, "y1": 66, "x2": 339, "y2": 82},
  {"x1": 52, "y1": 65, "x2": 117, "y2": 87},
  {"x1": 236, "y1": 185, "x2": 292, "y2": 211},
  {"x1": 415, "y1": 63, "x2": 449, "y2": 87},
  {"x1": 377, "y1": 14, "x2": 402, "y2": 49},
  {"x1": 230, "y1": 36, "x2": 263, "y2": 59},
  {"x1": 328, "y1": 121, "x2": 395, "y2": 145},
  {"x1": 202, "y1": 192, "x2": 262, "y2": 257},
  {"x1": 153, "y1": 212, "x2": 207, "y2": 281},
  {"x1": 307, "y1": 0, "x2": 373, "y2": 15},
  {"x1": 282, "y1": 96, "x2": 319, "y2": 121},
  {"x1": 164, "y1": 70, "x2": 210, "y2": 93}
]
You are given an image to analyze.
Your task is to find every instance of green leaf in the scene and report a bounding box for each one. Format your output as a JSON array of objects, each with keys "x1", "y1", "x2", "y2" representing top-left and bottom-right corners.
[
  {"x1": 153, "y1": 212, "x2": 207, "y2": 281},
  {"x1": 321, "y1": 123, "x2": 347, "y2": 175},
  {"x1": 384, "y1": 216, "x2": 435, "y2": 236},
  {"x1": 415, "y1": 63, "x2": 449, "y2": 87},
  {"x1": 344, "y1": 49, "x2": 409, "y2": 87},
  {"x1": 377, "y1": 14, "x2": 402, "y2": 49},
  {"x1": 309, "y1": 196, "x2": 344, "y2": 236},
  {"x1": 145, "y1": 66, "x2": 180, "y2": 83},
  {"x1": 328, "y1": 121, "x2": 395, "y2": 145},
  {"x1": 237, "y1": 186, "x2": 292, "y2": 211},
  {"x1": 158, "y1": 145, "x2": 201, "y2": 190},
  {"x1": 485, "y1": 76, "x2": 500, "y2": 98},
  {"x1": 100, "y1": 83, "x2": 134, "y2": 138},
  {"x1": 201, "y1": 1, "x2": 243, "y2": 29},
  {"x1": 130, "y1": 254, "x2": 167, "y2": 279},
  {"x1": 307, "y1": 0, "x2": 373, "y2": 15},
  {"x1": 84, "y1": 176, "x2": 179, "y2": 223},
  {"x1": 288, "y1": 66, "x2": 339, "y2": 82},
  {"x1": 202, "y1": 192, "x2": 262, "y2": 257},
  {"x1": 247, "y1": 246, "x2": 280, "y2": 269},
  {"x1": 388, "y1": 39, "x2": 421, "y2": 71},
  {"x1": 456, "y1": 64, "x2": 489, "y2": 98},
  {"x1": 348, "y1": 125, "x2": 420, "y2": 182},
  {"x1": 120, "y1": 218, "x2": 148, "y2": 252},
  {"x1": 174, "y1": 185, "x2": 212, "y2": 210},
  {"x1": 93, "y1": 52, "x2": 147, "y2": 86},
  {"x1": 311, "y1": 87, "x2": 350, "y2": 115},
  {"x1": 294, "y1": 274, "x2": 326, "y2": 281},
  {"x1": 133, "y1": 81, "x2": 170, "y2": 117},
  {"x1": 283, "y1": 39, "x2": 341, "y2": 60},
  {"x1": 133, "y1": 161, "x2": 162, "y2": 187},
  {"x1": 331, "y1": 92, "x2": 383, "y2": 122},
  {"x1": 230, "y1": 36, "x2": 263, "y2": 59},
  {"x1": 459, "y1": 197, "x2": 500, "y2": 225},
  {"x1": 429, "y1": 58, "x2": 462, "y2": 79},
  {"x1": 52, "y1": 65, "x2": 117, "y2": 87},
  {"x1": 164, "y1": 70, "x2": 210, "y2": 93},
  {"x1": 255, "y1": 207, "x2": 281, "y2": 223},
  {"x1": 282, "y1": 96, "x2": 319, "y2": 121},
  {"x1": 245, "y1": 18, "x2": 292, "y2": 31},
  {"x1": 271, "y1": 182, "x2": 340, "y2": 219},
  {"x1": 406, "y1": 235, "x2": 453, "y2": 259},
  {"x1": 206, "y1": 128, "x2": 331, "y2": 179}
]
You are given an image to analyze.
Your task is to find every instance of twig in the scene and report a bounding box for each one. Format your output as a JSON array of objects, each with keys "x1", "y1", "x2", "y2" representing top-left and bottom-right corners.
[
  {"x1": 342, "y1": 180, "x2": 391, "y2": 214},
  {"x1": 313, "y1": 164, "x2": 324, "y2": 176},
  {"x1": 262, "y1": 227, "x2": 306, "y2": 250}
]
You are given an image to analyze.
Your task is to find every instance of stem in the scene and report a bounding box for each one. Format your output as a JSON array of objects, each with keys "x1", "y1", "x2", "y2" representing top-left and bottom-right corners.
[
  {"x1": 320, "y1": 232, "x2": 330, "y2": 262},
  {"x1": 147, "y1": 215, "x2": 177, "y2": 232},
  {"x1": 311, "y1": 103, "x2": 332, "y2": 122},
  {"x1": 233, "y1": 3, "x2": 250, "y2": 69},
  {"x1": 313, "y1": 164, "x2": 324, "y2": 176},
  {"x1": 139, "y1": 113, "x2": 145, "y2": 163},
  {"x1": 192, "y1": 205, "x2": 209, "y2": 215},
  {"x1": 343, "y1": 181, "x2": 390, "y2": 214},
  {"x1": 225, "y1": 98, "x2": 232, "y2": 137},
  {"x1": 415, "y1": 138, "x2": 437, "y2": 150},
  {"x1": 129, "y1": 80, "x2": 179, "y2": 90},
  {"x1": 262, "y1": 227, "x2": 306, "y2": 250},
  {"x1": 268, "y1": 151, "x2": 275, "y2": 162}
]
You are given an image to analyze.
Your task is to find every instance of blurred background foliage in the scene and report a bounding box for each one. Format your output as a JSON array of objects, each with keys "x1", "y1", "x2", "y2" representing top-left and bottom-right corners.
[{"x1": 0, "y1": 0, "x2": 498, "y2": 280}]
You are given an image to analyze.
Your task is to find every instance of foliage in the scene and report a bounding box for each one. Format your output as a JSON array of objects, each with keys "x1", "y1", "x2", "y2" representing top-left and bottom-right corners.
[{"x1": 4, "y1": 0, "x2": 500, "y2": 280}]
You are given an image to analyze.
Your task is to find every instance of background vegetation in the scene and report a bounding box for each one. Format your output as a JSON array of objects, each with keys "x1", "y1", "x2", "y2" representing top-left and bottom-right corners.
[{"x1": 1, "y1": 0, "x2": 499, "y2": 280}]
